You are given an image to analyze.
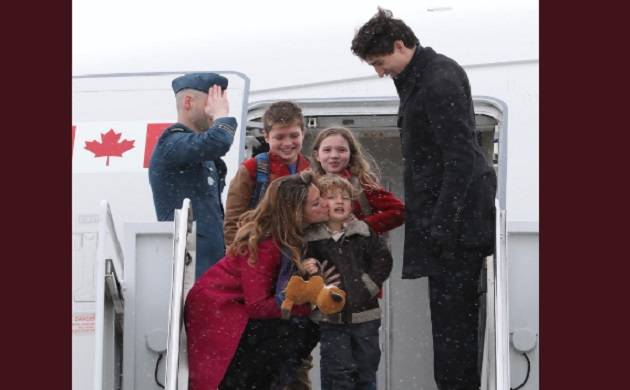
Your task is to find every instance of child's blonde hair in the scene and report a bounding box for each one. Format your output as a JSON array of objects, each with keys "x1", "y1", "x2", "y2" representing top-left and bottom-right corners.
[
  {"x1": 317, "y1": 174, "x2": 356, "y2": 200},
  {"x1": 311, "y1": 127, "x2": 381, "y2": 190}
]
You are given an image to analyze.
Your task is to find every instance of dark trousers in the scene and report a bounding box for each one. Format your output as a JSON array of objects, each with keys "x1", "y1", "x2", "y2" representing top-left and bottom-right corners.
[
  {"x1": 276, "y1": 318, "x2": 319, "y2": 388},
  {"x1": 220, "y1": 318, "x2": 319, "y2": 390},
  {"x1": 428, "y1": 248, "x2": 485, "y2": 390},
  {"x1": 319, "y1": 320, "x2": 381, "y2": 390},
  {"x1": 284, "y1": 354, "x2": 314, "y2": 390}
]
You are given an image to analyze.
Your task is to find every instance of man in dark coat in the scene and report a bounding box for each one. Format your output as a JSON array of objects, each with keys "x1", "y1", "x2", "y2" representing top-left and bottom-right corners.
[
  {"x1": 149, "y1": 72, "x2": 237, "y2": 279},
  {"x1": 352, "y1": 8, "x2": 497, "y2": 390}
]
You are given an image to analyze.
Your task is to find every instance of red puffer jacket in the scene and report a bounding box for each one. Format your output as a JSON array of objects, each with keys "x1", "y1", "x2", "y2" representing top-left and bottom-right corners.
[{"x1": 339, "y1": 169, "x2": 405, "y2": 234}]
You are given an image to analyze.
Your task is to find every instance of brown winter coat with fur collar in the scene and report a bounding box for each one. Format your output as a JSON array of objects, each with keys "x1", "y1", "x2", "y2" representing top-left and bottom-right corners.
[{"x1": 304, "y1": 219, "x2": 392, "y2": 324}]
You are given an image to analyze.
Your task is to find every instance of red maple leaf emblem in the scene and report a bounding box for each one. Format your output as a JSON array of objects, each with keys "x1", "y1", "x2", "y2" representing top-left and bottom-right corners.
[{"x1": 84, "y1": 129, "x2": 135, "y2": 166}]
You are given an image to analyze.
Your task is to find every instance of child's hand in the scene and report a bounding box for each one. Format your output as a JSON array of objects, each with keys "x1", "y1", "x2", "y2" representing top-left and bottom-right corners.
[
  {"x1": 321, "y1": 260, "x2": 341, "y2": 287},
  {"x1": 302, "y1": 258, "x2": 320, "y2": 275}
]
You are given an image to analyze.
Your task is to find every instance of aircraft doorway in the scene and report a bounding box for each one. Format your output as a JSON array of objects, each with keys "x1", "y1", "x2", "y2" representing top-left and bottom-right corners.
[{"x1": 246, "y1": 98, "x2": 504, "y2": 390}]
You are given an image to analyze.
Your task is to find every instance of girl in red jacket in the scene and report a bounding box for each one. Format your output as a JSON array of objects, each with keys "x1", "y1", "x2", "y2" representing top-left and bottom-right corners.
[
  {"x1": 311, "y1": 126, "x2": 405, "y2": 234},
  {"x1": 184, "y1": 171, "x2": 329, "y2": 390}
]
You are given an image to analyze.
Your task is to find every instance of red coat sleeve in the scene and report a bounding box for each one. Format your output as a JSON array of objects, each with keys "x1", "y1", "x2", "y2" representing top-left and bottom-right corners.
[
  {"x1": 240, "y1": 243, "x2": 283, "y2": 318},
  {"x1": 360, "y1": 186, "x2": 406, "y2": 234},
  {"x1": 240, "y1": 241, "x2": 311, "y2": 318}
]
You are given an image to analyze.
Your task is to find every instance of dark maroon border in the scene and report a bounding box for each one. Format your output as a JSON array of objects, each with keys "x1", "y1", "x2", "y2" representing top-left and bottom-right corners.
[
  {"x1": 6, "y1": 2, "x2": 621, "y2": 388},
  {"x1": 4, "y1": 2, "x2": 71, "y2": 388},
  {"x1": 540, "y1": 2, "x2": 626, "y2": 388}
]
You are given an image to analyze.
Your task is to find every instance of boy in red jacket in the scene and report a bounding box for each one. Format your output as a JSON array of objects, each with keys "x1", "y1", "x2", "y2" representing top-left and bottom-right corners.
[{"x1": 223, "y1": 101, "x2": 311, "y2": 245}]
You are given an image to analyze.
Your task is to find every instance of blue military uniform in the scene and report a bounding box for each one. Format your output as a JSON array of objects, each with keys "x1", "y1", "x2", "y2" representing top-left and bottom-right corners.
[{"x1": 149, "y1": 72, "x2": 237, "y2": 279}]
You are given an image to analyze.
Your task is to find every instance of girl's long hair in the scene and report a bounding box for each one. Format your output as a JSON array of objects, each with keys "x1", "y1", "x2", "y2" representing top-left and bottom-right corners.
[
  {"x1": 311, "y1": 127, "x2": 381, "y2": 190},
  {"x1": 228, "y1": 171, "x2": 317, "y2": 269}
]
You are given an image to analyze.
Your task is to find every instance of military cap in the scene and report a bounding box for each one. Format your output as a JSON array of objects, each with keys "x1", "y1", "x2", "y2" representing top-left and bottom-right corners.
[{"x1": 171, "y1": 72, "x2": 229, "y2": 94}]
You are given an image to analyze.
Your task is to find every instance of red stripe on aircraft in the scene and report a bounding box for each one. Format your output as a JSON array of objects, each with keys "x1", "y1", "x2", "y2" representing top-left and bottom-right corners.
[{"x1": 143, "y1": 123, "x2": 173, "y2": 168}]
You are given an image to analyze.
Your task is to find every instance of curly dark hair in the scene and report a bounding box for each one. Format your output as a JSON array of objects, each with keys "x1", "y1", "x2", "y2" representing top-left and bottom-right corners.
[
  {"x1": 262, "y1": 101, "x2": 305, "y2": 133},
  {"x1": 351, "y1": 7, "x2": 419, "y2": 59}
]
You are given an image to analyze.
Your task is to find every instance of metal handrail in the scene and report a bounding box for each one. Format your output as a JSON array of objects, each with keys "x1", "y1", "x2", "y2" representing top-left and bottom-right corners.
[
  {"x1": 165, "y1": 199, "x2": 194, "y2": 390},
  {"x1": 483, "y1": 253, "x2": 497, "y2": 390},
  {"x1": 104, "y1": 260, "x2": 124, "y2": 311},
  {"x1": 481, "y1": 202, "x2": 510, "y2": 390},
  {"x1": 494, "y1": 207, "x2": 510, "y2": 389},
  {"x1": 93, "y1": 200, "x2": 125, "y2": 390}
]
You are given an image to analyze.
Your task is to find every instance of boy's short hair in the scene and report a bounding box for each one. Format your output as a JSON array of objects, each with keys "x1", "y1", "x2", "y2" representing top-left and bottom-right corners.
[
  {"x1": 317, "y1": 174, "x2": 355, "y2": 200},
  {"x1": 351, "y1": 7, "x2": 419, "y2": 59},
  {"x1": 262, "y1": 101, "x2": 305, "y2": 133}
]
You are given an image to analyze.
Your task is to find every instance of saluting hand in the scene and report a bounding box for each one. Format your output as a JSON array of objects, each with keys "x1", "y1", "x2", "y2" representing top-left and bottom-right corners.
[{"x1": 205, "y1": 84, "x2": 230, "y2": 119}]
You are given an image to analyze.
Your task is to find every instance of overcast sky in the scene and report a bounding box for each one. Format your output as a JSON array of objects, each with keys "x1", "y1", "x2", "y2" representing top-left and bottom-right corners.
[{"x1": 73, "y1": 0, "x2": 537, "y2": 89}]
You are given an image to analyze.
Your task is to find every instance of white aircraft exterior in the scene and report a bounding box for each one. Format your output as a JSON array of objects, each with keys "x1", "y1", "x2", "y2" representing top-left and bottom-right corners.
[{"x1": 73, "y1": 1, "x2": 539, "y2": 389}]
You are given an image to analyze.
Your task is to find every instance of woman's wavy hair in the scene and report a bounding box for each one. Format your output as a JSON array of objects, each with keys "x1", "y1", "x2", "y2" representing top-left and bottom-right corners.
[
  {"x1": 311, "y1": 127, "x2": 381, "y2": 190},
  {"x1": 228, "y1": 171, "x2": 318, "y2": 269}
]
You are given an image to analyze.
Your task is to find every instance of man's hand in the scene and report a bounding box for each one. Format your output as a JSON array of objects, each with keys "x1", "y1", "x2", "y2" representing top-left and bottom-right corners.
[
  {"x1": 321, "y1": 260, "x2": 341, "y2": 287},
  {"x1": 205, "y1": 85, "x2": 229, "y2": 119}
]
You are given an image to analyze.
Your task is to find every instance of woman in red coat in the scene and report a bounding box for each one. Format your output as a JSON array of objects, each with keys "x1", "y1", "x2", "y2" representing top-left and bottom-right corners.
[{"x1": 185, "y1": 171, "x2": 329, "y2": 390}]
